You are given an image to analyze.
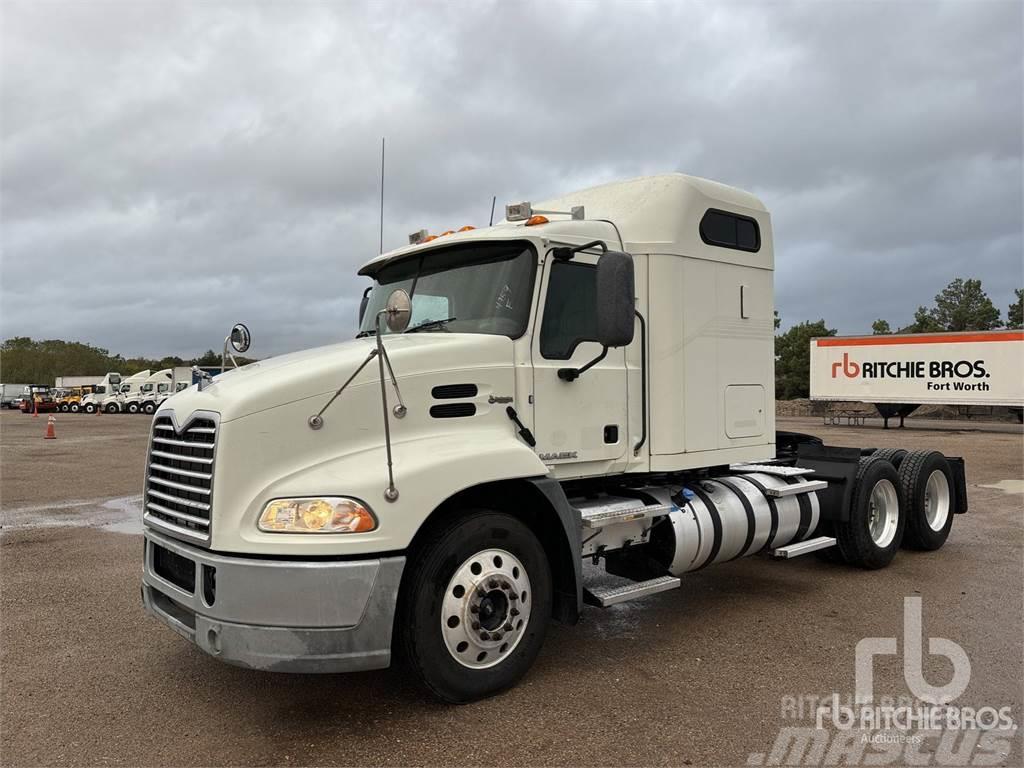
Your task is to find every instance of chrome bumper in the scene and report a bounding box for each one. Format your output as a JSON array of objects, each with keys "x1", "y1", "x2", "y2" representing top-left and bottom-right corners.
[{"x1": 142, "y1": 528, "x2": 405, "y2": 673}]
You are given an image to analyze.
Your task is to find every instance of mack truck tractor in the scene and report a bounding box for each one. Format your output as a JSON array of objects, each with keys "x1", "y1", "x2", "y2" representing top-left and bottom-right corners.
[{"x1": 142, "y1": 174, "x2": 967, "y2": 703}]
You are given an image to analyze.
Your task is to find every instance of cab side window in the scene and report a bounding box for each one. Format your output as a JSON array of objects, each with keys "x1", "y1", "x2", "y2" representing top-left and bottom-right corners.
[{"x1": 539, "y1": 261, "x2": 597, "y2": 359}]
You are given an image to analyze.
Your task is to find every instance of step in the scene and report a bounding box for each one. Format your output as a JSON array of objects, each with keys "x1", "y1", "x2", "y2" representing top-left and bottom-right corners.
[
  {"x1": 731, "y1": 463, "x2": 816, "y2": 477},
  {"x1": 769, "y1": 536, "x2": 837, "y2": 559},
  {"x1": 764, "y1": 479, "x2": 829, "y2": 498},
  {"x1": 585, "y1": 575, "x2": 681, "y2": 607},
  {"x1": 577, "y1": 500, "x2": 672, "y2": 529}
]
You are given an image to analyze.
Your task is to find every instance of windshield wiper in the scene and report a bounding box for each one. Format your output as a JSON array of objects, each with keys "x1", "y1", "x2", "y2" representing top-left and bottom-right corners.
[{"x1": 405, "y1": 317, "x2": 456, "y2": 334}]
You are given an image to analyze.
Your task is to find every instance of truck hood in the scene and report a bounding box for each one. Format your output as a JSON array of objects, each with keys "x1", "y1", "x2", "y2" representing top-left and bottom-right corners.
[{"x1": 161, "y1": 333, "x2": 515, "y2": 423}]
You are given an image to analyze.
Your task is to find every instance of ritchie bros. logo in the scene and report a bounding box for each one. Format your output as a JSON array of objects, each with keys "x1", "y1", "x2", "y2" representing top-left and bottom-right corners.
[{"x1": 831, "y1": 353, "x2": 992, "y2": 391}]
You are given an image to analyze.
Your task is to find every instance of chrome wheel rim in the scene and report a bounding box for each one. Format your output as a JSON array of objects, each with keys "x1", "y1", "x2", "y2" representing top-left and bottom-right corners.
[
  {"x1": 868, "y1": 478, "x2": 899, "y2": 547},
  {"x1": 924, "y1": 470, "x2": 951, "y2": 532},
  {"x1": 441, "y1": 548, "x2": 531, "y2": 669}
]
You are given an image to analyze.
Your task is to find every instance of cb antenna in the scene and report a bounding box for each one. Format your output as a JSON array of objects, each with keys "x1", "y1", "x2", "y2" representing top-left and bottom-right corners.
[
  {"x1": 489, "y1": 195, "x2": 496, "y2": 227},
  {"x1": 379, "y1": 137, "x2": 385, "y2": 254}
]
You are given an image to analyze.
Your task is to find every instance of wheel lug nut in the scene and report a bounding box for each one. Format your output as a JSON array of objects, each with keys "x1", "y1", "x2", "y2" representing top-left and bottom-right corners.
[
  {"x1": 493, "y1": 633, "x2": 502, "y2": 641},
  {"x1": 470, "y1": 605, "x2": 479, "y2": 614},
  {"x1": 476, "y1": 588, "x2": 486, "y2": 598},
  {"x1": 504, "y1": 623, "x2": 513, "y2": 632},
  {"x1": 509, "y1": 593, "x2": 518, "y2": 601},
  {"x1": 471, "y1": 621, "x2": 480, "y2": 630},
  {"x1": 488, "y1": 579, "x2": 497, "y2": 589},
  {"x1": 511, "y1": 608, "x2": 520, "y2": 617},
  {"x1": 480, "y1": 631, "x2": 489, "y2": 641}
]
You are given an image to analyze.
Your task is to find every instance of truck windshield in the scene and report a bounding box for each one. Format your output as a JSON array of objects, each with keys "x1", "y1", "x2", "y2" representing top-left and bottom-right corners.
[{"x1": 358, "y1": 242, "x2": 535, "y2": 338}]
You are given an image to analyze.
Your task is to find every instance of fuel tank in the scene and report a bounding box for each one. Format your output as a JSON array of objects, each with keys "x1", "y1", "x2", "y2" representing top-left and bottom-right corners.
[{"x1": 651, "y1": 472, "x2": 822, "y2": 575}]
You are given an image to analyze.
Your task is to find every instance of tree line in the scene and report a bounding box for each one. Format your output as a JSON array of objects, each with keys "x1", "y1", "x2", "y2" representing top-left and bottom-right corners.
[
  {"x1": 0, "y1": 338, "x2": 254, "y2": 386},
  {"x1": 776, "y1": 279, "x2": 1022, "y2": 400}
]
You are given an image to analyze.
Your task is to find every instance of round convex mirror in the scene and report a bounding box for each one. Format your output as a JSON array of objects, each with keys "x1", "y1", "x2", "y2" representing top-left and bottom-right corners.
[
  {"x1": 384, "y1": 289, "x2": 412, "y2": 332},
  {"x1": 230, "y1": 323, "x2": 251, "y2": 354}
]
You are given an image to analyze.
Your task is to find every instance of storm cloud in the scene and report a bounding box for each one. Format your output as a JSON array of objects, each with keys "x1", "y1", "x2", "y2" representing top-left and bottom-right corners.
[{"x1": 2, "y1": 1, "x2": 1021, "y2": 358}]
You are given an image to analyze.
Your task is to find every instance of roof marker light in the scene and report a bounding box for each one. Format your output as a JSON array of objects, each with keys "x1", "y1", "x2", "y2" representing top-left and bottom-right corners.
[
  {"x1": 525, "y1": 215, "x2": 549, "y2": 226},
  {"x1": 505, "y1": 202, "x2": 585, "y2": 223},
  {"x1": 439, "y1": 230, "x2": 455, "y2": 237},
  {"x1": 458, "y1": 225, "x2": 476, "y2": 232}
]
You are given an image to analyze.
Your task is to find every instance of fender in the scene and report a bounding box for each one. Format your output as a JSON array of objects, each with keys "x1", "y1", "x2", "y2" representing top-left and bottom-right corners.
[{"x1": 216, "y1": 423, "x2": 552, "y2": 556}]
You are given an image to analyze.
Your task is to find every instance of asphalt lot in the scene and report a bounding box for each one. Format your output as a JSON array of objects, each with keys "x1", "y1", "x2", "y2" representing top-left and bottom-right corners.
[{"x1": 1, "y1": 410, "x2": 1022, "y2": 767}]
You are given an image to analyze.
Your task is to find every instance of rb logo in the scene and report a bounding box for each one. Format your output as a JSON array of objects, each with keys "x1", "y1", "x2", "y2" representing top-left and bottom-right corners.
[{"x1": 831, "y1": 352, "x2": 861, "y2": 379}]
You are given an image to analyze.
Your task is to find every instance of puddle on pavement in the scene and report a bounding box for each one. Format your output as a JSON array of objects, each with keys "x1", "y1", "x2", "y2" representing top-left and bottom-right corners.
[
  {"x1": 1, "y1": 495, "x2": 143, "y2": 535},
  {"x1": 978, "y1": 479, "x2": 1024, "y2": 495}
]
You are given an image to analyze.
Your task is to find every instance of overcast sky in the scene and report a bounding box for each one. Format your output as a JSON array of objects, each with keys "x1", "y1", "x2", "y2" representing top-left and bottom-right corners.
[{"x1": 2, "y1": 1, "x2": 1021, "y2": 359}]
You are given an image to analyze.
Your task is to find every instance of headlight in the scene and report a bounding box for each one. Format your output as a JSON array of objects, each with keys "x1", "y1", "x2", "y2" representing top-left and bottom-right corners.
[{"x1": 258, "y1": 497, "x2": 377, "y2": 534}]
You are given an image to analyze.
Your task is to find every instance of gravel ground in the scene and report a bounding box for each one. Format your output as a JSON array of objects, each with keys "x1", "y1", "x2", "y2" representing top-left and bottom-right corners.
[{"x1": 1, "y1": 411, "x2": 1021, "y2": 767}]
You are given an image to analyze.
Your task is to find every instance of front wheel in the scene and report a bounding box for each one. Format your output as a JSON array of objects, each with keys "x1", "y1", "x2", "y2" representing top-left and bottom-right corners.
[
  {"x1": 105, "y1": 403, "x2": 119, "y2": 414},
  {"x1": 127, "y1": 402, "x2": 140, "y2": 414},
  {"x1": 143, "y1": 402, "x2": 156, "y2": 414},
  {"x1": 396, "y1": 511, "x2": 551, "y2": 703}
]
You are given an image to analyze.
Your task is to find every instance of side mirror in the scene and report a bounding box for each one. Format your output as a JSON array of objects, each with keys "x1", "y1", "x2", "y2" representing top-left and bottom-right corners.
[
  {"x1": 383, "y1": 289, "x2": 412, "y2": 332},
  {"x1": 595, "y1": 251, "x2": 635, "y2": 347},
  {"x1": 230, "y1": 323, "x2": 251, "y2": 354},
  {"x1": 359, "y1": 287, "x2": 372, "y2": 325}
]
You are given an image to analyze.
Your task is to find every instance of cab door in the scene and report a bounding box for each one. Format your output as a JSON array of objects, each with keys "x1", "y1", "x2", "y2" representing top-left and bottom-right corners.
[{"x1": 530, "y1": 251, "x2": 629, "y2": 475}]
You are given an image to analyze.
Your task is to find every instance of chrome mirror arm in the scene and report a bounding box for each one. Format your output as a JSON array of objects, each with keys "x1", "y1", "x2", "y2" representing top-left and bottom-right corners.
[{"x1": 307, "y1": 307, "x2": 406, "y2": 502}]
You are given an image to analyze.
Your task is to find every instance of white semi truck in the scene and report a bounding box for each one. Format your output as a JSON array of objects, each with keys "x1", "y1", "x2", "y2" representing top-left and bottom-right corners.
[
  {"x1": 134, "y1": 367, "x2": 192, "y2": 414},
  {"x1": 80, "y1": 372, "x2": 122, "y2": 414},
  {"x1": 142, "y1": 174, "x2": 968, "y2": 702},
  {"x1": 810, "y1": 330, "x2": 1024, "y2": 427},
  {"x1": 99, "y1": 370, "x2": 150, "y2": 413}
]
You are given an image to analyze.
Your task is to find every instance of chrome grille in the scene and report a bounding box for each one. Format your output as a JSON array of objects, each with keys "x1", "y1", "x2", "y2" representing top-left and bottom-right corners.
[{"x1": 144, "y1": 414, "x2": 217, "y2": 545}]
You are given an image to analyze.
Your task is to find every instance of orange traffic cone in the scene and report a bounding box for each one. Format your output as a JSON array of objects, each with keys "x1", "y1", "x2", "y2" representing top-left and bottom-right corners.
[
  {"x1": 44, "y1": 415, "x2": 56, "y2": 440},
  {"x1": 32, "y1": 405, "x2": 39, "y2": 418}
]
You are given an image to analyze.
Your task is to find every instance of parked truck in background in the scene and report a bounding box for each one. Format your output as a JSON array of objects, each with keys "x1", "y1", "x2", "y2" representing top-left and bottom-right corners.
[
  {"x1": 98, "y1": 370, "x2": 150, "y2": 414},
  {"x1": 1, "y1": 383, "x2": 29, "y2": 409},
  {"x1": 124, "y1": 370, "x2": 172, "y2": 414},
  {"x1": 142, "y1": 174, "x2": 968, "y2": 702},
  {"x1": 126, "y1": 367, "x2": 192, "y2": 414},
  {"x1": 19, "y1": 385, "x2": 57, "y2": 414},
  {"x1": 80, "y1": 372, "x2": 123, "y2": 414},
  {"x1": 810, "y1": 330, "x2": 1024, "y2": 426}
]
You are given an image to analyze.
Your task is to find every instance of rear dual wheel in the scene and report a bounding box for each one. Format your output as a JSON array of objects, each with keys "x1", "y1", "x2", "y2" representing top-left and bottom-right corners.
[
  {"x1": 899, "y1": 450, "x2": 955, "y2": 551},
  {"x1": 396, "y1": 511, "x2": 551, "y2": 703},
  {"x1": 835, "y1": 456, "x2": 905, "y2": 569}
]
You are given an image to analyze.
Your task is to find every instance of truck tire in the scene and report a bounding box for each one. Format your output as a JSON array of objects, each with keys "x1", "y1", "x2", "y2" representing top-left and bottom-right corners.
[
  {"x1": 84, "y1": 403, "x2": 96, "y2": 414},
  {"x1": 127, "y1": 402, "x2": 140, "y2": 414},
  {"x1": 898, "y1": 450, "x2": 955, "y2": 551},
  {"x1": 105, "y1": 402, "x2": 119, "y2": 414},
  {"x1": 143, "y1": 402, "x2": 156, "y2": 414},
  {"x1": 70, "y1": 403, "x2": 80, "y2": 413},
  {"x1": 872, "y1": 448, "x2": 908, "y2": 469},
  {"x1": 835, "y1": 456, "x2": 905, "y2": 569},
  {"x1": 396, "y1": 510, "x2": 551, "y2": 703}
]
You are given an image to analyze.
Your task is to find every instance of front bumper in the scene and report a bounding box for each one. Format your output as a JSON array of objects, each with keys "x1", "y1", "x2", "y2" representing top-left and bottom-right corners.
[{"x1": 142, "y1": 527, "x2": 405, "y2": 673}]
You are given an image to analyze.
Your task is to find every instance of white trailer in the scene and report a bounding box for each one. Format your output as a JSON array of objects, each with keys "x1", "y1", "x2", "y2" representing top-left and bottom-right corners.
[
  {"x1": 54, "y1": 375, "x2": 103, "y2": 389},
  {"x1": 810, "y1": 330, "x2": 1024, "y2": 426},
  {"x1": 1, "y1": 383, "x2": 29, "y2": 408},
  {"x1": 141, "y1": 174, "x2": 969, "y2": 702}
]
